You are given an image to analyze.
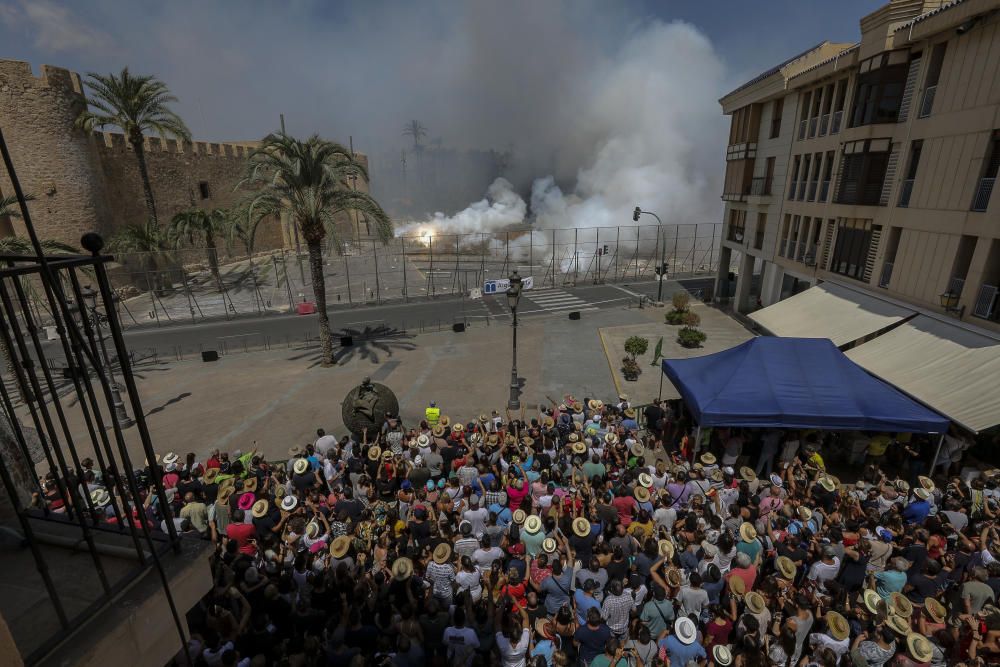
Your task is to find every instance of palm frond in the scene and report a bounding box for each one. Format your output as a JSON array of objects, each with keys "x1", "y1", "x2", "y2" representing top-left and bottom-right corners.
[
  {"x1": 76, "y1": 67, "x2": 191, "y2": 141},
  {"x1": 0, "y1": 193, "x2": 36, "y2": 219}
]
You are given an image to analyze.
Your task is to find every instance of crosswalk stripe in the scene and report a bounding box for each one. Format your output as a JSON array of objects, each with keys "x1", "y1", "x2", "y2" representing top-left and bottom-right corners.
[{"x1": 530, "y1": 296, "x2": 585, "y2": 305}]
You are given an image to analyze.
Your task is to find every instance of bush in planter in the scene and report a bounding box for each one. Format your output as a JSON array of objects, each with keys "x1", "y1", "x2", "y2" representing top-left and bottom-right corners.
[
  {"x1": 664, "y1": 309, "x2": 687, "y2": 325},
  {"x1": 681, "y1": 311, "x2": 701, "y2": 327},
  {"x1": 671, "y1": 291, "x2": 690, "y2": 312},
  {"x1": 621, "y1": 356, "x2": 641, "y2": 380},
  {"x1": 624, "y1": 335, "x2": 649, "y2": 360},
  {"x1": 677, "y1": 326, "x2": 707, "y2": 348}
]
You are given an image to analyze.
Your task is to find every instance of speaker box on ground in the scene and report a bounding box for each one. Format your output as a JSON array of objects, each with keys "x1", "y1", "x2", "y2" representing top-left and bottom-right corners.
[
  {"x1": 340, "y1": 336, "x2": 354, "y2": 347},
  {"x1": 452, "y1": 322, "x2": 466, "y2": 333},
  {"x1": 202, "y1": 350, "x2": 219, "y2": 362},
  {"x1": 568, "y1": 311, "x2": 581, "y2": 320},
  {"x1": 61, "y1": 366, "x2": 84, "y2": 380}
]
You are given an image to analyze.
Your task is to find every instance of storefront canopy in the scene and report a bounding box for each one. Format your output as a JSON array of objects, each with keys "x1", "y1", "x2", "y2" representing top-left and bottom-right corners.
[
  {"x1": 661, "y1": 337, "x2": 949, "y2": 432},
  {"x1": 749, "y1": 282, "x2": 915, "y2": 347}
]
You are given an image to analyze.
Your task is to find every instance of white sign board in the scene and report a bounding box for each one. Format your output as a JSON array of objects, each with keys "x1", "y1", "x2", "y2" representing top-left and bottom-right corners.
[{"x1": 483, "y1": 277, "x2": 534, "y2": 294}]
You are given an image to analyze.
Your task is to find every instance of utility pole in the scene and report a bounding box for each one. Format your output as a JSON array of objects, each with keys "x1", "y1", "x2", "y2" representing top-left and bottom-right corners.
[{"x1": 634, "y1": 206, "x2": 667, "y2": 302}]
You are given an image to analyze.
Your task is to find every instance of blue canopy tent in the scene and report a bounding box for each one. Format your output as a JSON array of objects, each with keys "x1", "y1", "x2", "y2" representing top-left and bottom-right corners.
[{"x1": 661, "y1": 337, "x2": 949, "y2": 433}]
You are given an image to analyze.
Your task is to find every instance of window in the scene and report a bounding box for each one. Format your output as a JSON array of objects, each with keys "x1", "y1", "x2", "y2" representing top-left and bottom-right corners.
[
  {"x1": 919, "y1": 43, "x2": 947, "y2": 117},
  {"x1": 770, "y1": 98, "x2": 783, "y2": 138},
  {"x1": 788, "y1": 155, "x2": 801, "y2": 200},
  {"x1": 198, "y1": 181, "x2": 211, "y2": 199},
  {"x1": 850, "y1": 53, "x2": 909, "y2": 127},
  {"x1": 755, "y1": 213, "x2": 767, "y2": 250},
  {"x1": 899, "y1": 140, "x2": 922, "y2": 207},
  {"x1": 835, "y1": 139, "x2": 891, "y2": 206},
  {"x1": 972, "y1": 130, "x2": 1000, "y2": 211},
  {"x1": 830, "y1": 219, "x2": 881, "y2": 280},
  {"x1": 727, "y1": 209, "x2": 746, "y2": 243},
  {"x1": 779, "y1": 214, "x2": 791, "y2": 257}
]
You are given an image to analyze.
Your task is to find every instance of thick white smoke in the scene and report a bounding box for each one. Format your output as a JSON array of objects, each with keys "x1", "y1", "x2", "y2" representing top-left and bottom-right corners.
[{"x1": 396, "y1": 21, "x2": 726, "y2": 238}]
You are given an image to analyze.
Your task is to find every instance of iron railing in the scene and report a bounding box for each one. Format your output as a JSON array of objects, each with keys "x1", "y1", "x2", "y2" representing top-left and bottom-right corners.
[
  {"x1": 919, "y1": 85, "x2": 937, "y2": 118},
  {"x1": 820, "y1": 113, "x2": 830, "y2": 136},
  {"x1": 972, "y1": 177, "x2": 995, "y2": 211},
  {"x1": 778, "y1": 239, "x2": 789, "y2": 257},
  {"x1": 898, "y1": 178, "x2": 915, "y2": 207},
  {"x1": 948, "y1": 276, "x2": 966, "y2": 297},
  {"x1": 808, "y1": 117, "x2": 818, "y2": 138},
  {"x1": 788, "y1": 181, "x2": 798, "y2": 200},
  {"x1": 750, "y1": 176, "x2": 772, "y2": 196},
  {"x1": 807, "y1": 181, "x2": 818, "y2": 202},
  {"x1": 798, "y1": 119, "x2": 807, "y2": 140},
  {"x1": 831, "y1": 110, "x2": 843, "y2": 134},
  {"x1": 819, "y1": 180, "x2": 831, "y2": 202},
  {"x1": 973, "y1": 283, "x2": 999, "y2": 320},
  {"x1": 879, "y1": 261, "x2": 894, "y2": 288}
]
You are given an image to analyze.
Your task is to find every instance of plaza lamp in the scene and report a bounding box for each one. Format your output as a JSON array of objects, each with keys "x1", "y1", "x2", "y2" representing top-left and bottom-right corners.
[{"x1": 506, "y1": 271, "x2": 523, "y2": 410}]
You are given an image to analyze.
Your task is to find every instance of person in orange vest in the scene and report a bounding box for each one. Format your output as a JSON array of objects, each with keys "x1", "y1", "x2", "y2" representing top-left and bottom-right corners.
[{"x1": 425, "y1": 402, "x2": 440, "y2": 427}]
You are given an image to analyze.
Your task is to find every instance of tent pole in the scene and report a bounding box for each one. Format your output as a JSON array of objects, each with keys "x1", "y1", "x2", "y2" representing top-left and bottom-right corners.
[
  {"x1": 930, "y1": 432, "x2": 946, "y2": 473},
  {"x1": 693, "y1": 425, "x2": 702, "y2": 457},
  {"x1": 658, "y1": 369, "x2": 664, "y2": 402}
]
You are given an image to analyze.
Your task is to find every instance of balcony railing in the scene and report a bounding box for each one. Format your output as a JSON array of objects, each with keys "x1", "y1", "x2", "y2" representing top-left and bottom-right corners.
[
  {"x1": 918, "y1": 85, "x2": 937, "y2": 118},
  {"x1": 797, "y1": 180, "x2": 807, "y2": 201},
  {"x1": 727, "y1": 226, "x2": 746, "y2": 243},
  {"x1": 819, "y1": 179, "x2": 830, "y2": 202},
  {"x1": 879, "y1": 261, "x2": 894, "y2": 288},
  {"x1": 807, "y1": 181, "x2": 818, "y2": 201},
  {"x1": 973, "y1": 283, "x2": 999, "y2": 320},
  {"x1": 798, "y1": 119, "x2": 807, "y2": 140},
  {"x1": 795, "y1": 241, "x2": 806, "y2": 260},
  {"x1": 831, "y1": 110, "x2": 843, "y2": 134},
  {"x1": 778, "y1": 239, "x2": 789, "y2": 257},
  {"x1": 788, "y1": 182, "x2": 798, "y2": 200},
  {"x1": 750, "y1": 176, "x2": 772, "y2": 196},
  {"x1": 972, "y1": 177, "x2": 995, "y2": 211},
  {"x1": 820, "y1": 113, "x2": 830, "y2": 136},
  {"x1": 808, "y1": 117, "x2": 818, "y2": 138},
  {"x1": 948, "y1": 276, "x2": 966, "y2": 297},
  {"x1": 898, "y1": 178, "x2": 914, "y2": 207},
  {"x1": 754, "y1": 228, "x2": 766, "y2": 250}
]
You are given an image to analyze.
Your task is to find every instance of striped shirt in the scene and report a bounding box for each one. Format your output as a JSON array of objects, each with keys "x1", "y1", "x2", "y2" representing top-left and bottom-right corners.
[{"x1": 426, "y1": 561, "x2": 456, "y2": 600}]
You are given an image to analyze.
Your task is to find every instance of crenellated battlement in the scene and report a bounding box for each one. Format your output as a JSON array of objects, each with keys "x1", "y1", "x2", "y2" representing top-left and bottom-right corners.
[
  {"x1": 93, "y1": 132, "x2": 260, "y2": 159},
  {"x1": 0, "y1": 60, "x2": 84, "y2": 95}
]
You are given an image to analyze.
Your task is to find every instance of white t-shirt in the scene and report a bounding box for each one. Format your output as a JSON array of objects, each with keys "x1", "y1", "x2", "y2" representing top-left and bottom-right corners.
[
  {"x1": 495, "y1": 628, "x2": 530, "y2": 667},
  {"x1": 315, "y1": 434, "x2": 337, "y2": 456},
  {"x1": 808, "y1": 558, "x2": 841, "y2": 590},
  {"x1": 455, "y1": 569, "x2": 483, "y2": 601},
  {"x1": 443, "y1": 626, "x2": 481, "y2": 666}
]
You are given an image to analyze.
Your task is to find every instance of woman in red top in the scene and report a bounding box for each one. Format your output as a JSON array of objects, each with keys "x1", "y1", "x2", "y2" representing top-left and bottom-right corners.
[{"x1": 704, "y1": 604, "x2": 734, "y2": 649}]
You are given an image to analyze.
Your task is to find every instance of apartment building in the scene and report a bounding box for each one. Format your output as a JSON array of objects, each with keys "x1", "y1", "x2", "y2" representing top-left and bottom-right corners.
[{"x1": 716, "y1": 0, "x2": 1000, "y2": 333}]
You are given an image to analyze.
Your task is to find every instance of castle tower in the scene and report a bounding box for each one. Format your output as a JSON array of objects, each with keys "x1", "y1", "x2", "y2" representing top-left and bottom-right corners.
[{"x1": 0, "y1": 60, "x2": 108, "y2": 246}]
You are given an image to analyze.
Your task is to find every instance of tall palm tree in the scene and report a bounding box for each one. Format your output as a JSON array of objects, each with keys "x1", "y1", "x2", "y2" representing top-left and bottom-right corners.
[
  {"x1": 238, "y1": 132, "x2": 392, "y2": 366},
  {"x1": 107, "y1": 222, "x2": 170, "y2": 293},
  {"x1": 0, "y1": 193, "x2": 36, "y2": 220},
  {"x1": 402, "y1": 120, "x2": 427, "y2": 152},
  {"x1": 168, "y1": 208, "x2": 227, "y2": 284},
  {"x1": 75, "y1": 68, "x2": 191, "y2": 228}
]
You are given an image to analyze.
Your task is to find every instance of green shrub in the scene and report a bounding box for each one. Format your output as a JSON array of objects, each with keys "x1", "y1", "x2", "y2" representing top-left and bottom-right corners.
[
  {"x1": 624, "y1": 335, "x2": 649, "y2": 360},
  {"x1": 621, "y1": 356, "x2": 641, "y2": 379},
  {"x1": 665, "y1": 310, "x2": 686, "y2": 325},
  {"x1": 677, "y1": 326, "x2": 707, "y2": 348},
  {"x1": 671, "y1": 291, "x2": 690, "y2": 312}
]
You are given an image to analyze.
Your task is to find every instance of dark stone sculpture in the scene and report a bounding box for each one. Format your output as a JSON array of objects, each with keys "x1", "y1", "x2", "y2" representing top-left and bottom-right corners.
[{"x1": 341, "y1": 377, "x2": 399, "y2": 438}]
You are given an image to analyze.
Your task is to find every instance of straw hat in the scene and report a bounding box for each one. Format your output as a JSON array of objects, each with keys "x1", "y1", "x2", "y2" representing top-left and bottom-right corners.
[
  {"x1": 439, "y1": 415, "x2": 450, "y2": 427},
  {"x1": 573, "y1": 517, "x2": 591, "y2": 538},
  {"x1": 486, "y1": 432, "x2": 499, "y2": 444},
  {"x1": 914, "y1": 487, "x2": 931, "y2": 500},
  {"x1": 91, "y1": 488, "x2": 111, "y2": 508},
  {"x1": 417, "y1": 434, "x2": 430, "y2": 447},
  {"x1": 288, "y1": 445, "x2": 302, "y2": 457},
  {"x1": 251, "y1": 499, "x2": 269, "y2": 519},
  {"x1": 432, "y1": 425, "x2": 446, "y2": 437},
  {"x1": 452, "y1": 423, "x2": 465, "y2": 433},
  {"x1": 587, "y1": 399, "x2": 604, "y2": 411},
  {"x1": 534, "y1": 618, "x2": 555, "y2": 640},
  {"x1": 918, "y1": 475, "x2": 934, "y2": 491},
  {"x1": 819, "y1": 476, "x2": 837, "y2": 492},
  {"x1": 674, "y1": 617, "x2": 697, "y2": 645},
  {"x1": 570, "y1": 400, "x2": 583, "y2": 412},
  {"x1": 305, "y1": 521, "x2": 320, "y2": 539},
  {"x1": 392, "y1": 557, "x2": 413, "y2": 581},
  {"x1": 524, "y1": 515, "x2": 542, "y2": 534},
  {"x1": 330, "y1": 535, "x2": 351, "y2": 558},
  {"x1": 797, "y1": 506, "x2": 813, "y2": 522},
  {"x1": 906, "y1": 633, "x2": 933, "y2": 663},
  {"x1": 243, "y1": 477, "x2": 258, "y2": 492},
  {"x1": 924, "y1": 597, "x2": 946, "y2": 623},
  {"x1": 895, "y1": 479, "x2": 910, "y2": 492},
  {"x1": 204, "y1": 467, "x2": 219, "y2": 484},
  {"x1": 745, "y1": 591, "x2": 766, "y2": 614},
  {"x1": 367, "y1": 446, "x2": 381, "y2": 461},
  {"x1": 630, "y1": 443, "x2": 643, "y2": 457},
  {"x1": 606, "y1": 432, "x2": 619, "y2": 446},
  {"x1": 634, "y1": 486, "x2": 650, "y2": 503},
  {"x1": 886, "y1": 612, "x2": 910, "y2": 636},
  {"x1": 739, "y1": 522, "x2": 758, "y2": 543},
  {"x1": 700, "y1": 453, "x2": 716, "y2": 465},
  {"x1": 712, "y1": 645, "x2": 733, "y2": 667},
  {"x1": 740, "y1": 466, "x2": 757, "y2": 482},
  {"x1": 382, "y1": 450, "x2": 393, "y2": 461},
  {"x1": 219, "y1": 477, "x2": 235, "y2": 492},
  {"x1": 637, "y1": 473, "x2": 653, "y2": 489},
  {"x1": 432, "y1": 542, "x2": 452, "y2": 564},
  {"x1": 293, "y1": 459, "x2": 309, "y2": 475},
  {"x1": 218, "y1": 486, "x2": 235, "y2": 503},
  {"x1": 863, "y1": 589, "x2": 885, "y2": 616},
  {"x1": 776, "y1": 556, "x2": 796, "y2": 579},
  {"x1": 826, "y1": 611, "x2": 850, "y2": 641},
  {"x1": 568, "y1": 440, "x2": 584, "y2": 455},
  {"x1": 728, "y1": 575, "x2": 746, "y2": 596},
  {"x1": 274, "y1": 485, "x2": 286, "y2": 498},
  {"x1": 280, "y1": 495, "x2": 298, "y2": 512},
  {"x1": 542, "y1": 416, "x2": 555, "y2": 429},
  {"x1": 624, "y1": 408, "x2": 636, "y2": 419},
  {"x1": 521, "y1": 436, "x2": 534, "y2": 447},
  {"x1": 162, "y1": 452, "x2": 179, "y2": 465},
  {"x1": 542, "y1": 537, "x2": 557, "y2": 554},
  {"x1": 890, "y1": 592, "x2": 914, "y2": 618},
  {"x1": 658, "y1": 539, "x2": 675, "y2": 560},
  {"x1": 512, "y1": 509, "x2": 527, "y2": 525},
  {"x1": 710, "y1": 470, "x2": 724, "y2": 482}
]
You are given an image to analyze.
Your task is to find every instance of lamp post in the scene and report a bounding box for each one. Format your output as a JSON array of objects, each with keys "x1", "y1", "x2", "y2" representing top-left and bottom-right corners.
[
  {"x1": 634, "y1": 206, "x2": 667, "y2": 302},
  {"x1": 81, "y1": 286, "x2": 134, "y2": 428},
  {"x1": 506, "y1": 271, "x2": 523, "y2": 410}
]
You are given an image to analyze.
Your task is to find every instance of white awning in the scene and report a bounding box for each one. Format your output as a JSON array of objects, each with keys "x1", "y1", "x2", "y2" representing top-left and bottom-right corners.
[
  {"x1": 750, "y1": 283, "x2": 915, "y2": 347},
  {"x1": 847, "y1": 315, "x2": 1000, "y2": 433}
]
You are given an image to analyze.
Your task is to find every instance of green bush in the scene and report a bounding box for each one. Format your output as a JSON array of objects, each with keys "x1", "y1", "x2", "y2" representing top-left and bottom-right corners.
[
  {"x1": 624, "y1": 335, "x2": 649, "y2": 360},
  {"x1": 677, "y1": 326, "x2": 707, "y2": 348},
  {"x1": 665, "y1": 310, "x2": 686, "y2": 325},
  {"x1": 671, "y1": 291, "x2": 690, "y2": 312},
  {"x1": 621, "y1": 356, "x2": 641, "y2": 379}
]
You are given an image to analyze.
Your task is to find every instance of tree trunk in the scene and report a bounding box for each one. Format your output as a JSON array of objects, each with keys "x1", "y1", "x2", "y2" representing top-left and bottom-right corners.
[
  {"x1": 0, "y1": 415, "x2": 38, "y2": 518},
  {"x1": 129, "y1": 134, "x2": 159, "y2": 228},
  {"x1": 206, "y1": 233, "x2": 221, "y2": 284},
  {"x1": 307, "y1": 239, "x2": 334, "y2": 366}
]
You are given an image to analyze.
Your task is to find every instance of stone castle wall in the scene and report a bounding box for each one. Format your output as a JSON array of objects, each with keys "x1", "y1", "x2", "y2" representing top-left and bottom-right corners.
[{"x1": 0, "y1": 59, "x2": 370, "y2": 255}]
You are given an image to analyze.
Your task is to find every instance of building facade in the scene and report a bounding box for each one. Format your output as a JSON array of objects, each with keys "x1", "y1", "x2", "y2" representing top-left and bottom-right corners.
[
  {"x1": 0, "y1": 59, "x2": 370, "y2": 251},
  {"x1": 716, "y1": 0, "x2": 1000, "y2": 332}
]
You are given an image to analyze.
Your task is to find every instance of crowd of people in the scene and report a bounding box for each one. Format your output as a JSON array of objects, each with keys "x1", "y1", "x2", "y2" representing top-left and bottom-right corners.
[{"x1": 53, "y1": 394, "x2": 1000, "y2": 666}]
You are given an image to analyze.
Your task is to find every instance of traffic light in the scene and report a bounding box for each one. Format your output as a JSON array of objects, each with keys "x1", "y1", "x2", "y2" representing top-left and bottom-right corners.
[
  {"x1": 603, "y1": 245, "x2": 609, "y2": 255},
  {"x1": 633, "y1": 206, "x2": 641, "y2": 222}
]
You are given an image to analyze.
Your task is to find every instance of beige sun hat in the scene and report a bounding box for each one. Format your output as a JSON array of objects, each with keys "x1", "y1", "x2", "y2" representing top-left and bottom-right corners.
[
  {"x1": 571, "y1": 440, "x2": 587, "y2": 455},
  {"x1": 606, "y1": 432, "x2": 619, "y2": 446},
  {"x1": 739, "y1": 522, "x2": 757, "y2": 543},
  {"x1": 568, "y1": 432, "x2": 580, "y2": 443},
  {"x1": 745, "y1": 591, "x2": 765, "y2": 614},
  {"x1": 534, "y1": 618, "x2": 555, "y2": 640},
  {"x1": 775, "y1": 556, "x2": 796, "y2": 579},
  {"x1": 666, "y1": 568, "x2": 682, "y2": 588},
  {"x1": 251, "y1": 499, "x2": 269, "y2": 519},
  {"x1": 797, "y1": 506, "x2": 813, "y2": 522},
  {"x1": 712, "y1": 645, "x2": 733, "y2": 667},
  {"x1": 914, "y1": 487, "x2": 931, "y2": 500},
  {"x1": 542, "y1": 537, "x2": 557, "y2": 554},
  {"x1": 542, "y1": 416, "x2": 555, "y2": 429},
  {"x1": 630, "y1": 444, "x2": 644, "y2": 458},
  {"x1": 392, "y1": 557, "x2": 413, "y2": 581},
  {"x1": 417, "y1": 433, "x2": 430, "y2": 447},
  {"x1": 728, "y1": 575, "x2": 746, "y2": 596},
  {"x1": 624, "y1": 408, "x2": 637, "y2": 419},
  {"x1": 293, "y1": 459, "x2": 310, "y2": 475},
  {"x1": 438, "y1": 415, "x2": 450, "y2": 427},
  {"x1": 587, "y1": 399, "x2": 604, "y2": 411},
  {"x1": 740, "y1": 466, "x2": 757, "y2": 482},
  {"x1": 886, "y1": 612, "x2": 910, "y2": 636},
  {"x1": 91, "y1": 488, "x2": 111, "y2": 508},
  {"x1": 452, "y1": 422, "x2": 465, "y2": 433},
  {"x1": 367, "y1": 446, "x2": 381, "y2": 461},
  {"x1": 330, "y1": 535, "x2": 351, "y2": 558},
  {"x1": 634, "y1": 486, "x2": 650, "y2": 503},
  {"x1": 204, "y1": 467, "x2": 219, "y2": 484},
  {"x1": 906, "y1": 633, "x2": 933, "y2": 663},
  {"x1": 700, "y1": 452, "x2": 716, "y2": 465},
  {"x1": 638, "y1": 472, "x2": 653, "y2": 488},
  {"x1": 658, "y1": 539, "x2": 675, "y2": 560},
  {"x1": 512, "y1": 509, "x2": 527, "y2": 525},
  {"x1": 162, "y1": 452, "x2": 179, "y2": 465},
  {"x1": 243, "y1": 477, "x2": 258, "y2": 492},
  {"x1": 890, "y1": 592, "x2": 914, "y2": 618},
  {"x1": 917, "y1": 475, "x2": 935, "y2": 491},
  {"x1": 305, "y1": 521, "x2": 320, "y2": 539},
  {"x1": 924, "y1": 597, "x2": 946, "y2": 623},
  {"x1": 573, "y1": 517, "x2": 591, "y2": 538},
  {"x1": 826, "y1": 611, "x2": 850, "y2": 641},
  {"x1": 280, "y1": 495, "x2": 298, "y2": 512},
  {"x1": 819, "y1": 476, "x2": 837, "y2": 492},
  {"x1": 432, "y1": 425, "x2": 446, "y2": 437},
  {"x1": 524, "y1": 515, "x2": 542, "y2": 534},
  {"x1": 432, "y1": 542, "x2": 452, "y2": 564},
  {"x1": 863, "y1": 589, "x2": 886, "y2": 616}
]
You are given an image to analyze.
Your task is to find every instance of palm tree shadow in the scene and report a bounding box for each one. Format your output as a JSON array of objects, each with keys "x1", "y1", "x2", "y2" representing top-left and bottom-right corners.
[{"x1": 293, "y1": 326, "x2": 417, "y2": 368}]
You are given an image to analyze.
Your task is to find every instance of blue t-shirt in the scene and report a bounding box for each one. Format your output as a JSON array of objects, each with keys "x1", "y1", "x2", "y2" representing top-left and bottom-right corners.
[
  {"x1": 531, "y1": 639, "x2": 556, "y2": 667},
  {"x1": 875, "y1": 569, "x2": 907, "y2": 598},
  {"x1": 574, "y1": 624, "x2": 611, "y2": 664},
  {"x1": 540, "y1": 570, "x2": 574, "y2": 614},
  {"x1": 659, "y1": 635, "x2": 707, "y2": 665},
  {"x1": 902, "y1": 499, "x2": 930, "y2": 524},
  {"x1": 574, "y1": 589, "x2": 602, "y2": 625}
]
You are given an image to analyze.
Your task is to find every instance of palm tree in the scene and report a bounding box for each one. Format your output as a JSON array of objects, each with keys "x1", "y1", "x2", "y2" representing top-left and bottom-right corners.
[
  {"x1": 107, "y1": 222, "x2": 170, "y2": 293},
  {"x1": 0, "y1": 193, "x2": 36, "y2": 220},
  {"x1": 75, "y1": 68, "x2": 191, "y2": 228},
  {"x1": 402, "y1": 120, "x2": 427, "y2": 152},
  {"x1": 238, "y1": 132, "x2": 392, "y2": 366},
  {"x1": 168, "y1": 208, "x2": 227, "y2": 284}
]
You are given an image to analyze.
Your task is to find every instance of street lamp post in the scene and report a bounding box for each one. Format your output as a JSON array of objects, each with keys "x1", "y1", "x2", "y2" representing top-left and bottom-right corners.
[
  {"x1": 506, "y1": 271, "x2": 523, "y2": 410},
  {"x1": 81, "y1": 286, "x2": 134, "y2": 428},
  {"x1": 633, "y1": 206, "x2": 667, "y2": 302}
]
